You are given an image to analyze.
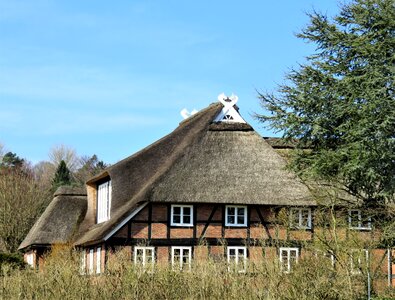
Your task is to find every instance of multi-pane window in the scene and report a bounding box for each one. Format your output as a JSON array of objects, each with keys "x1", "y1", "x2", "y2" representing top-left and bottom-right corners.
[
  {"x1": 171, "y1": 205, "x2": 193, "y2": 226},
  {"x1": 225, "y1": 205, "x2": 247, "y2": 227},
  {"x1": 280, "y1": 247, "x2": 299, "y2": 273},
  {"x1": 227, "y1": 246, "x2": 247, "y2": 272},
  {"x1": 290, "y1": 208, "x2": 312, "y2": 229},
  {"x1": 134, "y1": 247, "x2": 155, "y2": 271},
  {"x1": 350, "y1": 249, "x2": 369, "y2": 274},
  {"x1": 348, "y1": 209, "x2": 371, "y2": 230},
  {"x1": 97, "y1": 180, "x2": 112, "y2": 223},
  {"x1": 171, "y1": 247, "x2": 192, "y2": 271}
]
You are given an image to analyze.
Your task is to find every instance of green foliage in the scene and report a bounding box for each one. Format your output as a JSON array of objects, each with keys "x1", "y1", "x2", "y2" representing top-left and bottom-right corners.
[
  {"x1": 256, "y1": 0, "x2": 395, "y2": 204},
  {"x1": 52, "y1": 160, "x2": 72, "y2": 188},
  {"x1": 0, "y1": 252, "x2": 25, "y2": 269},
  {"x1": 0, "y1": 152, "x2": 24, "y2": 168},
  {"x1": 74, "y1": 154, "x2": 108, "y2": 185}
]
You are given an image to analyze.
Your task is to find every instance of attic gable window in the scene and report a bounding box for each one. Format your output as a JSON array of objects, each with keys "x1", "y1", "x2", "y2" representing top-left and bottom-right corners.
[
  {"x1": 290, "y1": 208, "x2": 312, "y2": 229},
  {"x1": 225, "y1": 205, "x2": 247, "y2": 227},
  {"x1": 97, "y1": 180, "x2": 112, "y2": 224},
  {"x1": 348, "y1": 209, "x2": 371, "y2": 230},
  {"x1": 171, "y1": 205, "x2": 193, "y2": 227}
]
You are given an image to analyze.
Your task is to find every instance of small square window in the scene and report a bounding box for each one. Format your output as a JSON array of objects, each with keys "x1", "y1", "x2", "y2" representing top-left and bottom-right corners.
[
  {"x1": 171, "y1": 205, "x2": 193, "y2": 226},
  {"x1": 290, "y1": 208, "x2": 312, "y2": 229},
  {"x1": 227, "y1": 246, "x2": 247, "y2": 272},
  {"x1": 348, "y1": 209, "x2": 371, "y2": 230},
  {"x1": 225, "y1": 205, "x2": 247, "y2": 227},
  {"x1": 172, "y1": 247, "x2": 192, "y2": 271},
  {"x1": 280, "y1": 247, "x2": 299, "y2": 273}
]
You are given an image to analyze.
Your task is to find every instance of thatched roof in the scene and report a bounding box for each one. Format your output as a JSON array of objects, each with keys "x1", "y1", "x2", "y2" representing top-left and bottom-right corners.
[
  {"x1": 18, "y1": 186, "x2": 87, "y2": 250},
  {"x1": 22, "y1": 101, "x2": 315, "y2": 248}
]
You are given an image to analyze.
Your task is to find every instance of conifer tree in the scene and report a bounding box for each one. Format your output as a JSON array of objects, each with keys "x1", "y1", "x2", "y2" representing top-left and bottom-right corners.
[
  {"x1": 52, "y1": 160, "x2": 72, "y2": 188},
  {"x1": 257, "y1": 0, "x2": 395, "y2": 204}
]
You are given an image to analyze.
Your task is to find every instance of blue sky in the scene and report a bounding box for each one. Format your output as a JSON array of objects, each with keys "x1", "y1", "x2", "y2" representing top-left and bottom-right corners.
[{"x1": 0, "y1": 0, "x2": 341, "y2": 165}]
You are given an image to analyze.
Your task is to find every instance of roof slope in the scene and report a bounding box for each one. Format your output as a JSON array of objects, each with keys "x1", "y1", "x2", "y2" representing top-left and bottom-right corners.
[
  {"x1": 19, "y1": 186, "x2": 87, "y2": 250},
  {"x1": 151, "y1": 126, "x2": 314, "y2": 206},
  {"x1": 74, "y1": 103, "x2": 223, "y2": 246}
]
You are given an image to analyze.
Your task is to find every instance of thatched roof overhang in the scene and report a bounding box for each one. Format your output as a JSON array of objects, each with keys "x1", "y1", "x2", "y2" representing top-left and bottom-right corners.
[{"x1": 18, "y1": 186, "x2": 87, "y2": 250}]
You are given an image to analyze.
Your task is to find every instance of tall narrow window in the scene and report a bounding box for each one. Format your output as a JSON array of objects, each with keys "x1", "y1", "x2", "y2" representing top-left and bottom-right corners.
[
  {"x1": 280, "y1": 247, "x2": 299, "y2": 273},
  {"x1": 97, "y1": 180, "x2": 111, "y2": 223},
  {"x1": 88, "y1": 249, "x2": 94, "y2": 275},
  {"x1": 26, "y1": 253, "x2": 34, "y2": 267},
  {"x1": 80, "y1": 251, "x2": 86, "y2": 275},
  {"x1": 172, "y1": 247, "x2": 192, "y2": 271},
  {"x1": 227, "y1": 246, "x2": 247, "y2": 272},
  {"x1": 350, "y1": 249, "x2": 369, "y2": 274},
  {"x1": 134, "y1": 247, "x2": 155, "y2": 271},
  {"x1": 96, "y1": 247, "x2": 101, "y2": 274}
]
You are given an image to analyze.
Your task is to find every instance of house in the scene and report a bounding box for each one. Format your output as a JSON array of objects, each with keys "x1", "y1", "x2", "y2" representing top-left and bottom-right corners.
[{"x1": 19, "y1": 94, "x2": 394, "y2": 286}]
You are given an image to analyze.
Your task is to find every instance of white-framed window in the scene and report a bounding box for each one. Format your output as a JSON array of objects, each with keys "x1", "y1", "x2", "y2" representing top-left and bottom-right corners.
[
  {"x1": 134, "y1": 247, "x2": 155, "y2": 271},
  {"x1": 26, "y1": 252, "x2": 34, "y2": 267},
  {"x1": 171, "y1": 205, "x2": 193, "y2": 227},
  {"x1": 96, "y1": 247, "x2": 101, "y2": 274},
  {"x1": 350, "y1": 249, "x2": 369, "y2": 274},
  {"x1": 88, "y1": 249, "x2": 94, "y2": 275},
  {"x1": 290, "y1": 208, "x2": 312, "y2": 229},
  {"x1": 225, "y1": 205, "x2": 247, "y2": 227},
  {"x1": 97, "y1": 180, "x2": 112, "y2": 223},
  {"x1": 279, "y1": 247, "x2": 299, "y2": 273},
  {"x1": 171, "y1": 246, "x2": 192, "y2": 271},
  {"x1": 80, "y1": 251, "x2": 86, "y2": 275},
  {"x1": 227, "y1": 246, "x2": 247, "y2": 273},
  {"x1": 348, "y1": 209, "x2": 371, "y2": 230}
]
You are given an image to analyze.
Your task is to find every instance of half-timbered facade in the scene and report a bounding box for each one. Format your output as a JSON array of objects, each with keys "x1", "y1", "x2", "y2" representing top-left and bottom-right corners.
[{"x1": 19, "y1": 94, "x2": 394, "y2": 287}]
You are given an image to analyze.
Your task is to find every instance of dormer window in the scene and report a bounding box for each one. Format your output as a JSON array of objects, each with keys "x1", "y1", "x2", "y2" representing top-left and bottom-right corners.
[{"x1": 97, "y1": 180, "x2": 111, "y2": 223}]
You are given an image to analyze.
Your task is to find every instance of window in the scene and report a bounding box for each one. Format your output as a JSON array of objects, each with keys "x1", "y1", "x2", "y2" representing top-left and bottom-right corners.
[
  {"x1": 350, "y1": 249, "x2": 369, "y2": 274},
  {"x1": 348, "y1": 209, "x2": 371, "y2": 230},
  {"x1": 171, "y1": 205, "x2": 193, "y2": 226},
  {"x1": 225, "y1": 205, "x2": 247, "y2": 227},
  {"x1": 26, "y1": 253, "x2": 34, "y2": 267},
  {"x1": 134, "y1": 247, "x2": 155, "y2": 271},
  {"x1": 171, "y1": 247, "x2": 192, "y2": 271},
  {"x1": 97, "y1": 180, "x2": 111, "y2": 223},
  {"x1": 290, "y1": 208, "x2": 312, "y2": 229},
  {"x1": 80, "y1": 251, "x2": 86, "y2": 275},
  {"x1": 227, "y1": 246, "x2": 247, "y2": 272},
  {"x1": 280, "y1": 247, "x2": 299, "y2": 273},
  {"x1": 96, "y1": 247, "x2": 101, "y2": 274},
  {"x1": 88, "y1": 249, "x2": 94, "y2": 275}
]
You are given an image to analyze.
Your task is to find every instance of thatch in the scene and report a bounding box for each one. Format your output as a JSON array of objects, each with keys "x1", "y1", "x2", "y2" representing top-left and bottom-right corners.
[
  {"x1": 74, "y1": 103, "x2": 223, "y2": 246},
  {"x1": 151, "y1": 129, "x2": 314, "y2": 206},
  {"x1": 18, "y1": 186, "x2": 87, "y2": 250}
]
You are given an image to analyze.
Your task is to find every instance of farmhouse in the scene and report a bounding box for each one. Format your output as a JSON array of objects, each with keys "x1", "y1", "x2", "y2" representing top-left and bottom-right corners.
[{"x1": 19, "y1": 94, "x2": 394, "y2": 286}]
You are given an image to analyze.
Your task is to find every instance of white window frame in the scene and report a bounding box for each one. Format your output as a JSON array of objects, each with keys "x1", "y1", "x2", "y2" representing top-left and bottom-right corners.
[
  {"x1": 80, "y1": 251, "x2": 86, "y2": 275},
  {"x1": 225, "y1": 205, "x2": 247, "y2": 227},
  {"x1": 290, "y1": 208, "x2": 312, "y2": 229},
  {"x1": 97, "y1": 180, "x2": 112, "y2": 224},
  {"x1": 170, "y1": 205, "x2": 193, "y2": 227},
  {"x1": 171, "y1": 246, "x2": 192, "y2": 271},
  {"x1": 227, "y1": 246, "x2": 247, "y2": 273},
  {"x1": 96, "y1": 247, "x2": 101, "y2": 274},
  {"x1": 26, "y1": 252, "x2": 34, "y2": 267},
  {"x1": 348, "y1": 209, "x2": 371, "y2": 230},
  {"x1": 134, "y1": 246, "x2": 155, "y2": 271},
  {"x1": 350, "y1": 249, "x2": 369, "y2": 275},
  {"x1": 88, "y1": 249, "x2": 94, "y2": 275},
  {"x1": 279, "y1": 247, "x2": 299, "y2": 273}
]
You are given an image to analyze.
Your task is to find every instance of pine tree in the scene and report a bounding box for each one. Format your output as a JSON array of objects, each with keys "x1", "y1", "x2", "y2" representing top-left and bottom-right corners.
[
  {"x1": 52, "y1": 160, "x2": 72, "y2": 188},
  {"x1": 257, "y1": 0, "x2": 395, "y2": 204}
]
